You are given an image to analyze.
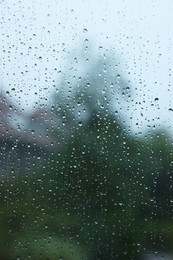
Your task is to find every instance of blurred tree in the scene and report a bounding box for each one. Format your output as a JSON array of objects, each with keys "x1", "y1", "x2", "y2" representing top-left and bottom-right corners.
[{"x1": 1, "y1": 48, "x2": 173, "y2": 259}]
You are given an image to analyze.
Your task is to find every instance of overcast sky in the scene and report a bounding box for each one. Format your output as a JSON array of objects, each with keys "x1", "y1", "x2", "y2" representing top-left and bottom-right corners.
[{"x1": 0, "y1": 0, "x2": 173, "y2": 136}]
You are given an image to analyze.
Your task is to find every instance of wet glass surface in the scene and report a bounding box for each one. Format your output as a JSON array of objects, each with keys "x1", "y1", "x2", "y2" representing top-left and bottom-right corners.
[{"x1": 0, "y1": 1, "x2": 173, "y2": 259}]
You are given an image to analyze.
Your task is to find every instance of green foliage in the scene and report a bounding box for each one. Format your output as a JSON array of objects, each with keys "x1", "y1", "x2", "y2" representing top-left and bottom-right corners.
[{"x1": 1, "y1": 51, "x2": 173, "y2": 259}]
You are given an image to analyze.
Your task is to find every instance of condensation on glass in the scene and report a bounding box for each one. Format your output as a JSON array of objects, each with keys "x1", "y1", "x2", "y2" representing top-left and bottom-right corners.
[{"x1": 0, "y1": 1, "x2": 173, "y2": 259}]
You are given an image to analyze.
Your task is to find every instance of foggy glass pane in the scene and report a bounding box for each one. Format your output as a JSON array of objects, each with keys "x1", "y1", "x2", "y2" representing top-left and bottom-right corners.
[{"x1": 0, "y1": 1, "x2": 173, "y2": 259}]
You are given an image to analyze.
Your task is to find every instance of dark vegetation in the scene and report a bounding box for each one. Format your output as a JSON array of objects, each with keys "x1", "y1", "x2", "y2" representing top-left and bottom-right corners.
[{"x1": 0, "y1": 50, "x2": 173, "y2": 259}]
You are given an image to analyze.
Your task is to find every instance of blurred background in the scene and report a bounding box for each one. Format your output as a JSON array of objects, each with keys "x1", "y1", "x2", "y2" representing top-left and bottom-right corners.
[{"x1": 1, "y1": 0, "x2": 173, "y2": 259}]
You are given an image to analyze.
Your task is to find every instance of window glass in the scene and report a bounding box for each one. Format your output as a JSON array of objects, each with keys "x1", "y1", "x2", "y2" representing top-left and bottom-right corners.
[{"x1": 0, "y1": 1, "x2": 173, "y2": 259}]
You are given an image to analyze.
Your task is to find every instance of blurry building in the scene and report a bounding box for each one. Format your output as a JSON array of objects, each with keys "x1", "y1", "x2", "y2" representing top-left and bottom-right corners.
[{"x1": 0, "y1": 92, "x2": 57, "y2": 177}]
